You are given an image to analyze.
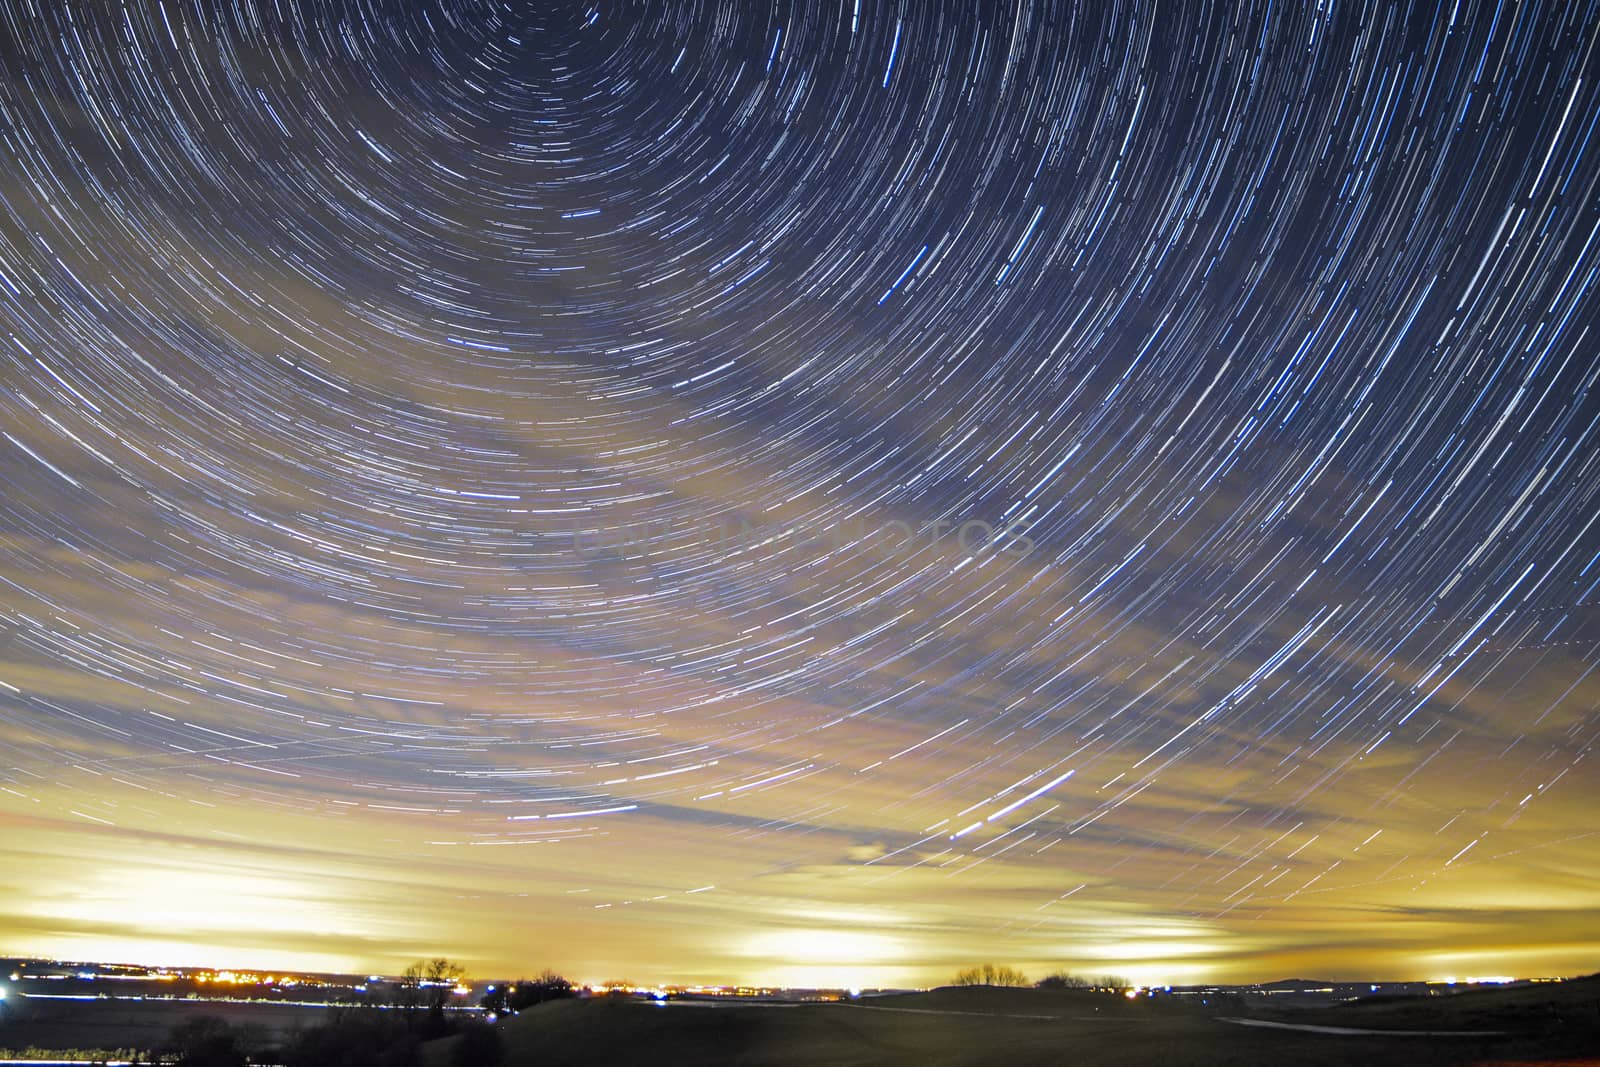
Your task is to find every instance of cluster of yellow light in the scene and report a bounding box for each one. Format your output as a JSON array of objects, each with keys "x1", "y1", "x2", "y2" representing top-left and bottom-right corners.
[
  {"x1": 193, "y1": 970, "x2": 306, "y2": 987},
  {"x1": 580, "y1": 981, "x2": 788, "y2": 998}
]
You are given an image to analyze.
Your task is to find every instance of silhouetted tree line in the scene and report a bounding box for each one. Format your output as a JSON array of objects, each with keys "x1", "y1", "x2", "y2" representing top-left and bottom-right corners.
[
  {"x1": 480, "y1": 969, "x2": 574, "y2": 1014},
  {"x1": 952, "y1": 963, "x2": 1030, "y2": 987},
  {"x1": 951, "y1": 965, "x2": 1131, "y2": 991},
  {"x1": 1035, "y1": 971, "x2": 1131, "y2": 991}
]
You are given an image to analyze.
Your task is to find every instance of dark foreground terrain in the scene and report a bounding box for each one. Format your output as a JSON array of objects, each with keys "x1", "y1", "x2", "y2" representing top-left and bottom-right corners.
[
  {"x1": 0, "y1": 996, "x2": 359, "y2": 1055},
  {"x1": 2, "y1": 977, "x2": 1595, "y2": 1064},
  {"x1": 426, "y1": 978, "x2": 1600, "y2": 1067}
]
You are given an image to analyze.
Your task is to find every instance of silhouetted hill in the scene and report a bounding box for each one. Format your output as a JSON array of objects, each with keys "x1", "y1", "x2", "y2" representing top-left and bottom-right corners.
[
  {"x1": 423, "y1": 981, "x2": 1600, "y2": 1067},
  {"x1": 1320, "y1": 973, "x2": 1600, "y2": 1026}
]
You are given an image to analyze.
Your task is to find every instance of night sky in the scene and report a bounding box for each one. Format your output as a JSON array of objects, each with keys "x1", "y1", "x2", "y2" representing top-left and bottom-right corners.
[{"x1": 1, "y1": 0, "x2": 1598, "y2": 988}]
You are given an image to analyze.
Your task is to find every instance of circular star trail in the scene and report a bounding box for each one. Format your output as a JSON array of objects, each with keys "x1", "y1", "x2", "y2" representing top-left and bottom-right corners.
[{"x1": 0, "y1": 0, "x2": 1597, "y2": 980}]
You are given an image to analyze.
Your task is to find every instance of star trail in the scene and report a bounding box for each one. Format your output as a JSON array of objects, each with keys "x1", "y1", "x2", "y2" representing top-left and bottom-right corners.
[{"x1": 1, "y1": 0, "x2": 1598, "y2": 986}]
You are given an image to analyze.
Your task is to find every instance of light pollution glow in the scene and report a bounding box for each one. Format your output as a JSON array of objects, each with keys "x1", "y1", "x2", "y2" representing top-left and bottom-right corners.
[{"x1": 2, "y1": 0, "x2": 1599, "y2": 993}]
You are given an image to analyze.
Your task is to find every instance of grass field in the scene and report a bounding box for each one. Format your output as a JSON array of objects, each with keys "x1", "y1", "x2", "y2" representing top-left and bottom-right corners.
[
  {"x1": 425, "y1": 979, "x2": 1600, "y2": 1067},
  {"x1": 0, "y1": 997, "x2": 361, "y2": 1054}
]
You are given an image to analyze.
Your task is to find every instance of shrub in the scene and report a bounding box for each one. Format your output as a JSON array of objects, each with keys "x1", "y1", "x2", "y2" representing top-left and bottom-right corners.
[
  {"x1": 451, "y1": 1020, "x2": 503, "y2": 1067},
  {"x1": 164, "y1": 1016, "x2": 248, "y2": 1067},
  {"x1": 282, "y1": 1009, "x2": 420, "y2": 1067}
]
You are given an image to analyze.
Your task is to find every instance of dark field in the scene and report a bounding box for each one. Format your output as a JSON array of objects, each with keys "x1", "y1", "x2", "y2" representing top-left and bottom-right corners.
[
  {"x1": 0, "y1": 997, "x2": 360, "y2": 1053},
  {"x1": 3, "y1": 980, "x2": 1597, "y2": 1065},
  {"x1": 426, "y1": 980, "x2": 1600, "y2": 1067}
]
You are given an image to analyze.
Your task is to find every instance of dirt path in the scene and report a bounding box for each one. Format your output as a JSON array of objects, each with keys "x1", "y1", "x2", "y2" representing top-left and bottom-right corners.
[{"x1": 1220, "y1": 1016, "x2": 1506, "y2": 1037}]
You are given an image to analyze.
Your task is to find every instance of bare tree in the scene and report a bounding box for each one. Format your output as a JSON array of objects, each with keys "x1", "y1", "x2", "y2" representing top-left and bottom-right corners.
[
  {"x1": 396, "y1": 958, "x2": 465, "y2": 1037},
  {"x1": 395, "y1": 962, "x2": 424, "y2": 1024}
]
